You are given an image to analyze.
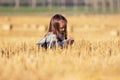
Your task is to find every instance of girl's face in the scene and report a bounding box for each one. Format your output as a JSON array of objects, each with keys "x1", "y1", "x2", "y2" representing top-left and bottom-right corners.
[{"x1": 59, "y1": 20, "x2": 65, "y2": 33}]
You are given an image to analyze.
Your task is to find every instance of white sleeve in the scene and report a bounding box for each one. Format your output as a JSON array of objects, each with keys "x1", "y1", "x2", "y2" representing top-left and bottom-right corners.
[{"x1": 37, "y1": 36, "x2": 46, "y2": 45}]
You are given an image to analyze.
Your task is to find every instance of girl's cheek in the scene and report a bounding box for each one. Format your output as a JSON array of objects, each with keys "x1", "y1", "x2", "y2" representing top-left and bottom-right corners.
[{"x1": 60, "y1": 28, "x2": 64, "y2": 32}]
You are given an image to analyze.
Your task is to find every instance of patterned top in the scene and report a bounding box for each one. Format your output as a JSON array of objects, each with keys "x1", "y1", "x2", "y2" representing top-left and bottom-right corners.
[{"x1": 37, "y1": 32, "x2": 68, "y2": 49}]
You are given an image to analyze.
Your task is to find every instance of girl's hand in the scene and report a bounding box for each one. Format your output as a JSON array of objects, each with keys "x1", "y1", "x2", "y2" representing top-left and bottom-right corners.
[{"x1": 68, "y1": 38, "x2": 74, "y2": 45}]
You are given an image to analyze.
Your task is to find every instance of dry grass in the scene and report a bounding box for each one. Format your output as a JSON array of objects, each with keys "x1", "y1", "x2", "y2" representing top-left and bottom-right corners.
[
  {"x1": 0, "y1": 38, "x2": 120, "y2": 80},
  {"x1": 0, "y1": 14, "x2": 120, "y2": 80}
]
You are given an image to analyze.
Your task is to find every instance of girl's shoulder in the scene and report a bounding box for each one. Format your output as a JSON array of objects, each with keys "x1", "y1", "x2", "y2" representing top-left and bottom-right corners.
[
  {"x1": 45, "y1": 32, "x2": 53, "y2": 36},
  {"x1": 45, "y1": 32, "x2": 57, "y2": 42}
]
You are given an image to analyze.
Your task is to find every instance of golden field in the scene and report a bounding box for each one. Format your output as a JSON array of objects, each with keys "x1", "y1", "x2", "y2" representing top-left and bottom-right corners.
[{"x1": 0, "y1": 14, "x2": 120, "y2": 80}]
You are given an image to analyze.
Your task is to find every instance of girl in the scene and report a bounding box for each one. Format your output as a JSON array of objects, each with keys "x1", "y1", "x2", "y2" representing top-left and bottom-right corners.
[{"x1": 37, "y1": 14, "x2": 74, "y2": 49}]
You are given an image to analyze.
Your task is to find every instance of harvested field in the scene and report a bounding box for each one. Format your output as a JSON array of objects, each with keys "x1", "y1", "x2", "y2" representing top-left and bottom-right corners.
[{"x1": 0, "y1": 14, "x2": 120, "y2": 80}]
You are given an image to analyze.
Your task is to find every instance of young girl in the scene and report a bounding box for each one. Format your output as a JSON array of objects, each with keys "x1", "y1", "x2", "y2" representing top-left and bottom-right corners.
[{"x1": 37, "y1": 14, "x2": 74, "y2": 49}]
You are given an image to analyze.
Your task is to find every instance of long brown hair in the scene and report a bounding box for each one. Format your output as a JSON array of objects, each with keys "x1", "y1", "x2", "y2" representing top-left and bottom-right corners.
[{"x1": 48, "y1": 14, "x2": 67, "y2": 41}]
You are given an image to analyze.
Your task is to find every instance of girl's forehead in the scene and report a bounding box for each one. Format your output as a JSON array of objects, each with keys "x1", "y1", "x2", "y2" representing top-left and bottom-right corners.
[
  {"x1": 59, "y1": 20, "x2": 66, "y2": 25},
  {"x1": 52, "y1": 19, "x2": 66, "y2": 28},
  {"x1": 59, "y1": 20, "x2": 65, "y2": 23}
]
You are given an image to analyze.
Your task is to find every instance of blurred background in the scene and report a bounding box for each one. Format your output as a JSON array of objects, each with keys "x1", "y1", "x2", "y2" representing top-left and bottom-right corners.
[
  {"x1": 0, "y1": 0, "x2": 120, "y2": 41},
  {"x1": 0, "y1": 0, "x2": 120, "y2": 14}
]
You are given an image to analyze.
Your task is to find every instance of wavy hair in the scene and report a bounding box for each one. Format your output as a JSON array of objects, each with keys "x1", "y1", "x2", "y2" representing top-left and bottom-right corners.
[{"x1": 48, "y1": 14, "x2": 67, "y2": 41}]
